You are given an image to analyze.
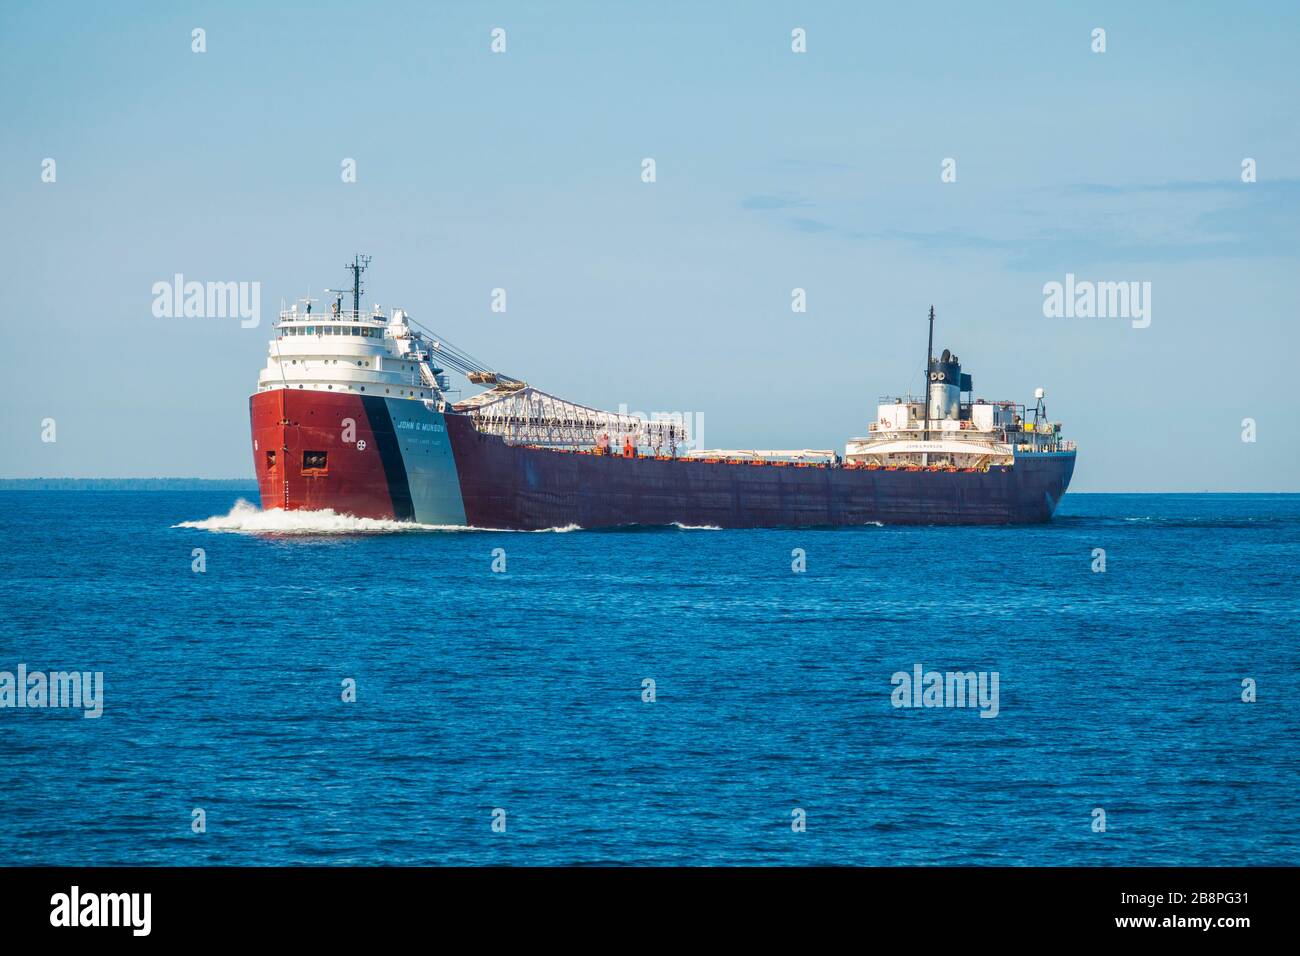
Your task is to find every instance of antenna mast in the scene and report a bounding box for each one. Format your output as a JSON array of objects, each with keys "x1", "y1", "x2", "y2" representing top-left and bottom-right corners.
[
  {"x1": 346, "y1": 254, "x2": 371, "y2": 317},
  {"x1": 923, "y1": 305, "x2": 935, "y2": 443}
]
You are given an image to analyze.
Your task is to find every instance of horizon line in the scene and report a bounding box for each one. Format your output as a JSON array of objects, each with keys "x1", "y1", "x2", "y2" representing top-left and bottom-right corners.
[{"x1": 1, "y1": 479, "x2": 1296, "y2": 496}]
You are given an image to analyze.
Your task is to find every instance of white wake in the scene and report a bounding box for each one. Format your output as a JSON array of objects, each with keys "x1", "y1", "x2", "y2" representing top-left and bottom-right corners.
[{"x1": 174, "y1": 499, "x2": 583, "y2": 534}]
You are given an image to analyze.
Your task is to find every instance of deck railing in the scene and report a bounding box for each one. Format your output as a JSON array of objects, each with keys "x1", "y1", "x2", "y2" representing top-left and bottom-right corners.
[{"x1": 277, "y1": 310, "x2": 387, "y2": 324}]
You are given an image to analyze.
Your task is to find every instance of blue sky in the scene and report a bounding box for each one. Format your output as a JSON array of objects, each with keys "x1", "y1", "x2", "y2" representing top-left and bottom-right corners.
[{"x1": 2, "y1": 0, "x2": 1296, "y2": 490}]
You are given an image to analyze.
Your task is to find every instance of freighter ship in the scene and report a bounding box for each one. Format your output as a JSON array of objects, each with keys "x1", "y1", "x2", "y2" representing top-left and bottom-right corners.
[{"x1": 249, "y1": 258, "x2": 1076, "y2": 528}]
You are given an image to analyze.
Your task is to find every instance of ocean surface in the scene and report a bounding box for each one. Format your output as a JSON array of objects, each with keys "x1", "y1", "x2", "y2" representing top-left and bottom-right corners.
[{"x1": 0, "y1": 491, "x2": 1296, "y2": 866}]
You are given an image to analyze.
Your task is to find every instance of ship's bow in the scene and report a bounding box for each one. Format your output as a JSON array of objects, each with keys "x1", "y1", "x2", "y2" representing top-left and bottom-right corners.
[{"x1": 248, "y1": 389, "x2": 466, "y2": 523}]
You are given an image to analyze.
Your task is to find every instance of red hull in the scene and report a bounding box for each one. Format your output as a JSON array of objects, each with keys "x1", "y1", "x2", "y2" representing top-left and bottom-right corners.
[
  {"x1": 251, "y1": 390, "x2": 1076, "y2": 528},
  {"x1": 250, "y1": 390, "x2": 418, "y2": 520},
  {"x1": 444, "y1": 414, "x2": 1074, "y2": 528}
]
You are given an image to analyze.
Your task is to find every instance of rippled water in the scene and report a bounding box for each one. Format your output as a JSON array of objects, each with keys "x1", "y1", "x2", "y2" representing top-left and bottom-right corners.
[{"x1": 1, "y1": 491, "x2": 1296, "y2": 865}]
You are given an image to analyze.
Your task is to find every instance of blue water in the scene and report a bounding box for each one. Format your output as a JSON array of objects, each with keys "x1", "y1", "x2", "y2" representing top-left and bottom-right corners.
[{"x1": 1, "y1": 491, "x2": 1296, "y2": 865}]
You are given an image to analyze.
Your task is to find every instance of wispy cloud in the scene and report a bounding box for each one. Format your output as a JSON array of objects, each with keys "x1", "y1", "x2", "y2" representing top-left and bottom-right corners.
[
  {"x1": 788, "y1": 217, "x2": 834, "y2": 234},
  {"x1": 740, "y1": 179, "x2": 1300, "y2": 269},
  {"x1": 1065, "y1": 180, "x2": 1266, "y2": 196},
  {"x1": 740, "y1": 194, "x2": 812, "y2": 211}
]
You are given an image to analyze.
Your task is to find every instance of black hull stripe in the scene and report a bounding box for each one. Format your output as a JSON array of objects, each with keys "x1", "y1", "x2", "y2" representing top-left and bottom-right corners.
[{"x1": 361, "y1": 396, "x2": 415, "y2": 520}]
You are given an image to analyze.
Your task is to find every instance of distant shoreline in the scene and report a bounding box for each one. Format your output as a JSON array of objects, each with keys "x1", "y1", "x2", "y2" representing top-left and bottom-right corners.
[
  {"x1": 0, "y1": 479, "x2": 1293, "y2": 494},
  {"x1": 0, "y1": 479, "x2": 258, "y2": 491}
]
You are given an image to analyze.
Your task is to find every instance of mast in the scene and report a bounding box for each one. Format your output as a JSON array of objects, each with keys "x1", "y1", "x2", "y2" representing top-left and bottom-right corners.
[
  {"x1": 346, "y1": 254, "x2": 371, "y2": 317},
  {"x1": 923, "y1": 305, "x2": 935, "y2": 443}
]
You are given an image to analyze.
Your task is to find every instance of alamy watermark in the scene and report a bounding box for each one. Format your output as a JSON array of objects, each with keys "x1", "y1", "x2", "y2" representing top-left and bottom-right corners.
[
  {"x1": 1042, "y1": 273, "x2": 1151, "y2": 329},
  {"x1": 617, "y1": 403, "x2": 704, "y2": 452},
  {"x1": 50, "y1": 886, "x2": 150, "y2": 936},
  {"x1": 152, "y1": 274, "x2": 260, "y2": 328},
  {"x1": 1, "y1": 664, "x2": 103, "y2": 718},
  {"x1": 891, "y1": 664, "x2": 999, "y2": 718}
]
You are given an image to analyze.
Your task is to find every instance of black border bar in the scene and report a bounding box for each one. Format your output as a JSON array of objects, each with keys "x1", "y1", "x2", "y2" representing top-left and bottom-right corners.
[{"x1": 0, "y1": 866, "x2": 1283, "y2": 941}]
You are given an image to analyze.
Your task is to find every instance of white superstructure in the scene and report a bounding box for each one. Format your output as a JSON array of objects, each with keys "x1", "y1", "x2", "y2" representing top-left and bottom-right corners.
[
  {"x1": 256, "y1": 304, "x2": 449, "y2": 403},
  {"x1": 844, "y1": 340, "x2": 1074, "y2": 468}
]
